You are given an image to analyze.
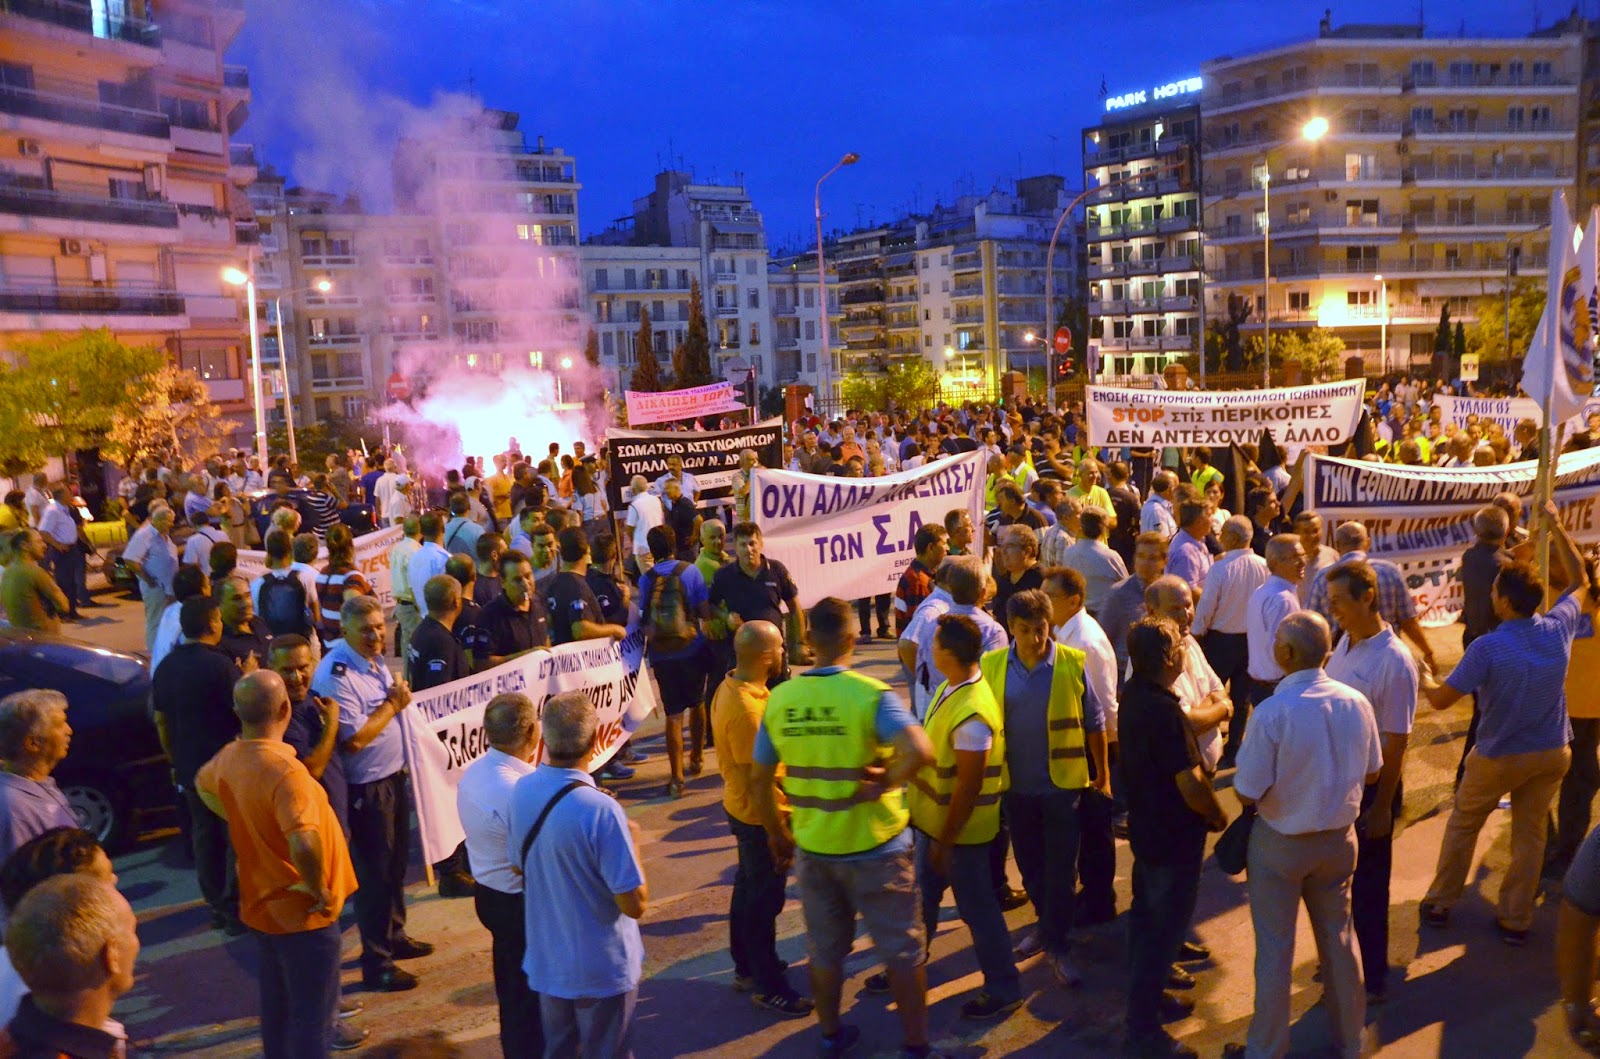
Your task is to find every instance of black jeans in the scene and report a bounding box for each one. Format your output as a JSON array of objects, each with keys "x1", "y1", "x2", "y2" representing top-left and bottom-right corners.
[
  {"x1": 1077, "y1": 786, "x2": 1117, "y2": 919},
  {"x1": 1229, "y1": 677, "x2": 1279, "y2": 761},
  {"x1": 1202, "y1": 630, "x2": 1250, "y2": 734},
  {"x1": 856, "y1": 594, "x2": 890, "y2": 635},
  {"x1": 1353, "y1": 779, "x2": 1402, "y2": 993},
  {"x1": 347, "y1": 771, "x2": 411, "y2": 975},
  {"x1": 474, "y1": 885, "x2": 543, "y2": 1057},
  {"x1": 50, "y1": 548, "x2": 83, "y2": 614},
  {"x1": 257, "y1": 923, "x2": 341, "y2": 1058},
  {"x1": 728, "y1": 815, "x2": 788, "y2": 993},
  {"x1": 1555, "y1": 718, "x2": 1600, "y2": 869},
  {"x1": 1004, "y1": 787, "x2": 1081, "y2": 955},
  {"x1": 183, "y1": 786, "x2": 237, "y2": 922},
  {"x1": 1126, "y1": 832, "x2": 1206, "y2": 1039}
]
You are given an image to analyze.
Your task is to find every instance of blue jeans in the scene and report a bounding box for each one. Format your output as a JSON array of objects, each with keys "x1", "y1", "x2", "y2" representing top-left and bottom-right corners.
[
  {"x1": 256, "y1": 922, "x2": 342, "y2": 1059},
  {"x1": 1126, "y1": 833, "x2": 1205, "y2": 1038},
  {"x1": 728, "y1": 814, "x2": 789, "y2": 993},
  {"x1": 1005, "y1": 788, "x2": 1082, "y2": 955},
  {"x1": 915, "y1": 831, "x2": 1020, "y2": 1002}
]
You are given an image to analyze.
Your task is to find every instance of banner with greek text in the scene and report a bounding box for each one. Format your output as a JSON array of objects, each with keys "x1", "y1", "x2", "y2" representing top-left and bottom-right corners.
[
  {"x1": 235, "y1": 525, "x2": 404, "y2": 611},
  {"x1": 625, "y1": 381, "x2": 747, "y2": 427},
  {"x1": 400, "y1": 629, "x2": 659, "y2": 865},
  {"x1": 605, "y1": 417, "x2": 783, "y2": 510},
  {"x1": 1302, "y1": 448, "x2": 1600, "y2": 626},
  {"x1": 750, "y1": 451, "x2": 987, "y2": 610},
  {"x1": 1085, "y1": 380, "x2": 1366, "y2": 449},
  {"x1": 1432, "y1": 393, "x2": 1600, "y2": 438}
]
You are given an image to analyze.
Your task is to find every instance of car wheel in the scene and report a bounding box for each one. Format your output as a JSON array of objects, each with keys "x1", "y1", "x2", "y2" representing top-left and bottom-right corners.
[{"x1": 59, "y1": 775, "x2": 127, "y2": 852}]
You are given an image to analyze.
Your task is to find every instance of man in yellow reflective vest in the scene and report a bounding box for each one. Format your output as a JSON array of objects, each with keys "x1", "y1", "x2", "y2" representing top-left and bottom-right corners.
[
  {"x1": 750, "y1": 597, "x2": 935, "y2": 1059},
  {"x1": 983, "y1": 588, "x2": 1110, "y2": 989},
  {"x1": 908, "y1": 613, "x2": 1022, "y2": 1022}
]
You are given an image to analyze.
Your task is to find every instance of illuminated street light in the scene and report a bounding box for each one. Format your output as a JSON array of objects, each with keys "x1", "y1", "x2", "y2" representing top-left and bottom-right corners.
[
  {"x1": 314, "y1": 277, "x2": 333, "y2": 294},
  {"x1": 559, "y1": 355, "x2": 573, "y2": 370},
  {"x1": 1302, "y1": 115, "x2": 1330, "y2": 141},
  {"x1": 220, "y1": 265, "x2": 269, "y2": 474}
]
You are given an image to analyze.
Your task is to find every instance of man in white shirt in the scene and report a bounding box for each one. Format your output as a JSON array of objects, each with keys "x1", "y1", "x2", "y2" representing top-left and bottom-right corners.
[
  {"x1": 1323, "y1": 559, "x2": 1416, "y2": 1005},
  {"x1": 1229, "y1": 612, "x2": 1381, "y2": 1059},
  {"x1": 1194, "y1": 516, "x2": 1268, "y2": 748},
  {"x1": 182, "y1": 511, "x2": 230, "y2": 573},
  {"x1": 1042, "y1": 566, "x2": 1118, "y2": 741},
  {"x1": 1238, "y1": 534, "x2": 1306, "y2": 767},
  {"x1": 36, "y1": 486, "x2": 82, "y2": 620},
  {"x1": 457, "y1": 693, "x2": 542, "y2": 1056},
  {"x1": 1146, "y1": 576, "x2": 1231, "y2": 773},
  {"x1": 904, "y1": 556, "x2": 1006, "y2": 720},
  {"x1": 624, "y1": 475, "x2": 664, "y2": 574},
  {"x1": 1140, "y1": 471, "x2": 1178, "y2": 538},
  {"x1": 373, "y1": 459, "x2": 412, "y2": 526},
  {"x1": 1294, "y1": 512, "x2": 1341, "y2": 607}
]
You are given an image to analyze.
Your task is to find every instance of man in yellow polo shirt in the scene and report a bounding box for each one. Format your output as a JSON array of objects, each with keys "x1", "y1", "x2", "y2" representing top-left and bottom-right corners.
[
  {"x1": 1067, "y1": 459, "x2": 1115, "y2": 522},
  {"x1": 909, "y1": 613, "x2": 1021, "y2": 1022},
  {"x1": 750, "y1": 598, "x2": 934, "y2": 1059}
]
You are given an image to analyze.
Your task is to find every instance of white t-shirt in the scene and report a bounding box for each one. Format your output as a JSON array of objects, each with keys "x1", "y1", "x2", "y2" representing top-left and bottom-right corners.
[{"x1": 626, "y1": 493, "x2": 665, "y2": 557}]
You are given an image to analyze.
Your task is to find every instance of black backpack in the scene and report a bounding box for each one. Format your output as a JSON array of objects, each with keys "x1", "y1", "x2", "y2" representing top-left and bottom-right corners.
[{"x1": 259, "y1": 570, "x2": 311, "y2": 636}]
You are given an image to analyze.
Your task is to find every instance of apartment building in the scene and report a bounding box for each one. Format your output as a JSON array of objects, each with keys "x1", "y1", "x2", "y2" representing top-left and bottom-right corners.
[
  {"x1": 766, "y1": 253, "x2": 839, "y2": 387},
  {"x1": 584, "y1": 171, "x2": 773, "y2": 389},
  {"x1": 804, "y1": 177, "x2": 1078, "y2": 401},
  {"x1": 1082, "y1": 96, "x2": 1204, "y2": 379},
  {"x1": 0, "y1": 0, "x2": 257, "y2": 420},
  {"x1": 1200, "y1": 17, "x2": 1581, "y2": 370},
  {"x1": 582, "y1": 243, "x2": 700, "y2": 389}
]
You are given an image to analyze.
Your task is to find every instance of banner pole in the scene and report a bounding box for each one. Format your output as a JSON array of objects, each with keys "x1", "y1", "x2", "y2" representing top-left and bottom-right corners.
[{"x1": 1534, "y1": 414, "x2": 1555, "y2": 594}]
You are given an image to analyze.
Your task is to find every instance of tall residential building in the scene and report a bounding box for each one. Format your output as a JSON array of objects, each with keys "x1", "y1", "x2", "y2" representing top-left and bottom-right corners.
[
  {"x1": 0, "y1": 0, "x2": 257, "y2": 419},
  {"x1": 1199, "y1": 17, "x2": 1580, "y2": 371},
  {"x1": 804, "y1": 177, "x2": 1078, "y2": 401},
  {"x1": 1082, "y1": 95, "x2": 1204, "y2": 379},
  {"x1": 584, "y1": 171, "x2": 773, "y2": 389},
  {"x1": 767, "y1": 252, "x2": 839, "y2": 388}
]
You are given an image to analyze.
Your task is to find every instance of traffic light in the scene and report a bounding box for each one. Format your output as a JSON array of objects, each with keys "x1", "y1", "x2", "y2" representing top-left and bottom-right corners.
[{"x1": 1056, "y1": 357, "x2": 1077, "y2": 380}]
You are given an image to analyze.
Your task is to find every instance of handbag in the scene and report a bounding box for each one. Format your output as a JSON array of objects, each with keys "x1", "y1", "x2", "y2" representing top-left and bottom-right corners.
[{"x1": 1213, "y1": 805, "x2": 1257, "y2": 876}]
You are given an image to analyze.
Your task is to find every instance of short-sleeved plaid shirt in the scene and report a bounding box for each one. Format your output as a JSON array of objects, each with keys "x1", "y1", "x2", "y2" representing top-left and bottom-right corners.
[{"x1": 1306, "y1": 550, "x2": 1417, "y2": 639}]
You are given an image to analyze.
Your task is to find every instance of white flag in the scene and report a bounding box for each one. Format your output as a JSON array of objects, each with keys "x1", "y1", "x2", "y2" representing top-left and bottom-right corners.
[{"x1": 1524, "y1": 192, "x2": 1596, "y2": 424}]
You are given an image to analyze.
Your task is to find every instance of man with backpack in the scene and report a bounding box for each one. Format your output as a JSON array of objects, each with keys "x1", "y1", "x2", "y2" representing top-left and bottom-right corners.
[
  {"x1": 544, "y1": 528, "x2": 628, "y2": 648},
  {"x1": 639, "y1": 526, "x2": 710, "y2": 798},
  {"x1": 252, "y1": 529, "x2": 318, "y2": 657}
]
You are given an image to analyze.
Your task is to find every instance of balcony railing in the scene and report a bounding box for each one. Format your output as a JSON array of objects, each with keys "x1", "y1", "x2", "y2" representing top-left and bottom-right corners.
[
  {"x1": 0, "y1": 82, "x2": 167, "y2": 138},
  {"x1": 234, "y1": 222, "x2": 259, "y2": 245},
  {"x1": 0, "y1": 182, "x2": 179, "y2": 228},
  {"x1": 1403, "y1": 164, "x2": 1572, "y2": 183},
  {"x1": 301, "y1": 253, "x2": 356, "y2": 267},
  {"x1": 307, "y1": 333, "x2": 363, "y2": 347},
  {"x1": 1207, "y1": 255, "x2": 1542, "y2": 283},
  {"x1": 223, "y1": 66, "x2": 249, "y2": 89},
  {"x1": 310, "y1": 375, "x2": 366, "y2": 392},
  {"x1": 0, "y1": 282, "x2": 184, "y2": 315},
  {"x1": 229, "y1": 144, "x2": 256, "y2": 167},
  {"x1": 1, "y1": 0, "x2": 160, "y2": 46},
  {"x1": 1206, "y1": 69, "x2": 1574, "y2": 109}
]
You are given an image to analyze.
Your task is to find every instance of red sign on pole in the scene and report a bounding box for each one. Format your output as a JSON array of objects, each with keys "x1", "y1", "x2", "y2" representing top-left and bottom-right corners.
[
  {"x1": 1053, "y1": 327, "x2": 1073, "y2": 355},
  {"x1": 386, "y1": 372, "x2": 411, "y2": 401}
]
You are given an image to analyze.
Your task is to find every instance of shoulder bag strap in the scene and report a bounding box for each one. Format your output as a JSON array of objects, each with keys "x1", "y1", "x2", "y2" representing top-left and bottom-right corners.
[{"x1": 516, "y1": 780, "x2": 586, "y2": 872}]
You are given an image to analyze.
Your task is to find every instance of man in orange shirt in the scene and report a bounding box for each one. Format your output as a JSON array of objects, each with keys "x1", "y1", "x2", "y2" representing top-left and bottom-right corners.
[
  {"x1": 195, "y1": 670, "x2": 362, "y2": 1057},
  {"x1": 712, "y1": 619, "x2": 812, "y2": 1018}
]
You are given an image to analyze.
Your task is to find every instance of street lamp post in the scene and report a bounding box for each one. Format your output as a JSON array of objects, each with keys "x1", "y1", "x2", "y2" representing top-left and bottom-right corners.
[
  {"x1": 815, "y1": 152, "x2": 859, "y2": 410},
  {"x1": 1260, "y1": 164, "x2": 1271, "y2": 387},
  {"x1": 221, "y1": 266, "x2": 269, "y2": 475},
  {"x1": 1375, "y1": 274, "x2": 1388, "y2": 374}
]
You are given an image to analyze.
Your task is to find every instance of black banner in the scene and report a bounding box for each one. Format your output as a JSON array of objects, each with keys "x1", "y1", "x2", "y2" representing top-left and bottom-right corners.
[{"x1": 604, "y1": 417, "x2": 783, "y2": 510}]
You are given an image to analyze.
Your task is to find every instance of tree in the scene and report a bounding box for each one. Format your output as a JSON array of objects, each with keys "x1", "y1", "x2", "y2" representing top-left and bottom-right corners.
[
  {"x1": 1212, "y1": 293, "x2": 1254, "y2": 371},
  {"x1": 582, "y1": 328, "x2": 600, "y2": 370},
  {"x1": 269, "y1": 411, "x2": 368, "y2": 470},
  {"x1": 1453, "y1": 320, "x2": 1466, "y2": 363},
  {"x1": 628, "y1": 307, "x2": 663, "y2": 392},
  {"x1": 672, "y1": 279, "x2": 715, "y2": 390},
  {"x1": 1434, "y1": 304, "x2": 1453, "y2": 357},
  {"x1": 0, "y1": 329, "x2": 165, "y2": 474},
  {"x1": 840, "y1": 358, "x2": 944, "y2": 412},
  {"x1": 105, "y1": 366, "x2": 236, "y2": 468},
  {"x1": 1467, "y1": 279, "x2": 1545, "y2": 363},
  {"x1": 1281, "y1": 328, "x2": 1346, "y2": 377}
]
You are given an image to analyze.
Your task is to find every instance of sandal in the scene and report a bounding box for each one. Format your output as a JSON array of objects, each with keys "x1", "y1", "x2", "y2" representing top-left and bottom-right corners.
[
  {"x1": 687, "y1": 756, "x2": 704, "y2": 777},
  {"x1": 665, "y1": 779, "x2": 685, "y2": 799}
]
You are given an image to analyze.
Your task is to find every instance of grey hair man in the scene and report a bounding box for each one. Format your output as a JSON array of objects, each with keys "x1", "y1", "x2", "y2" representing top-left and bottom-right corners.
[
  {"x1": 0, "y1": 690, "x2": 76, "y2": 872},
  {"x1": 509, "y1": 690, "x2": 648, "y2": 1058},
  {"x1": 1237, "y1": 534, "x2": 1307, "y2": 768},
  {"x1": 1305, "y1": 521, "x2": 1436, "y2": 672}
]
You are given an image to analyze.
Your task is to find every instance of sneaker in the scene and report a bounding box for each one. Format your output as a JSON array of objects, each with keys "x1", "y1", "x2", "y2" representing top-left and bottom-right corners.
[
  {"x1": 818, "y1": 1023, "x2": 861, "y2": 1058},
  {"x1": 1175, "y1": 941, "x2": 1210, "y2": 964},
  {"x1": 732, "y1": 973, "x2": 756, "y2": 993},
  {"x1": 1047, "y1": 952, "x2": 1084, "y2": 989},
  {"x1": 603, "y1": 761, "x2": 637, "y2": 780},
  {"x1": 1014, "y1": 930, "x2": 1044, "y2": 959},
  {"x1": 862, "y1": 970, "x2": 891, "y2": 995},
  {"x1": 621, "y1": 747, "x2": 649, "y2": 765},
  {"x1": 337, "y1": 998, "x2": 364, "y2": 1019},
  {"x1": 1498, "y1": 922, "x2": 1530, "y2": 947},
  {"x1": 1420, "y1": 903, "x2": 1450, "y2": 929},
  {"x1": 960, "y1": 990, "x2": 1022, "y2": 1021},
  {"x1": 331, "y1": 1022, "x2": 370, "y2": 1051},
  {"x1": 752, "y1": 990, "x2": 815, "y2": 1018},
  {"x1": 686, "y1": 757, "x2": 704, "y2": 777}
]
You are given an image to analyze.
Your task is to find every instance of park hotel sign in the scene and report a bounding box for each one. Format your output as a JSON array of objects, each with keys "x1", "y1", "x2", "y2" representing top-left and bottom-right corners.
[{"x1": 1105, "y1": 75, "x2": 1203, "y2": 112}]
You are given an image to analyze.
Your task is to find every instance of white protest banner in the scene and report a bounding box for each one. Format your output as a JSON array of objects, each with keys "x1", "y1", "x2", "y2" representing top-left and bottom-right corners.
[
  {"x1": 236, "y1": 525, "x2": 404, "y2": 610},
  {"x1": 1302, "y1": 447, "x2": 1600, "y2": 625},
  {"x1": 1432, "y1": 393, "x2": 1600, "y2": 438},
  {"x1": 625, "y1": 381, "x2": 747, "y2": 427},
  {"x1": 1085, "y1": 379, "x2": 1366, "y2": 449},
  {"x1": 400, "y1": 628, "x2": 659, "y2": 865},
  {"x1": 751, "y1": 451, "x2": 986, "y2": 609}
]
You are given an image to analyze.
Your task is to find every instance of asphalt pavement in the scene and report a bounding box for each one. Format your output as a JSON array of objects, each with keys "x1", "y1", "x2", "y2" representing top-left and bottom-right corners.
[{"x1": 72, "y1": 589, "x2": 1595, "y2": 1058}]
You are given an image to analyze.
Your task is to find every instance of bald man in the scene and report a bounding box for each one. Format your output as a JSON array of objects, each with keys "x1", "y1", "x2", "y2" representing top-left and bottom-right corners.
[
  {"x1": 195, "y1": 670, "x2": 362, "y2": 1056},
  {"x1": 1146, "y1": 575, "x2": 1232, "y2": 773},
  {"x1": 711, "y1": 621, "x2": 812, "y2": 1015},
  {"x1": 1229, "y1": 613, "x2": 1381, "y2": 1059}
]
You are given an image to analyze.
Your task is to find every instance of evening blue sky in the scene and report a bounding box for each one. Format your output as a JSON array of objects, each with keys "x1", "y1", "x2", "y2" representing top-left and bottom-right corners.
[{"x1": 235, "y1": 0, "x2": 1572, "y2": 250}]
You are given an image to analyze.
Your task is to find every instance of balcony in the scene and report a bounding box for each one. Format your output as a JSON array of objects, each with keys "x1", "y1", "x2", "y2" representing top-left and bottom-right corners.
[
  {"x1": 383, "y1": 252, "x2": 435, "y2": 266},
  {"x1": 307, "y1": 332, "x2": 363, "y2": 347},
  {"x1": 310, "y1": 375, "x2": 367, "y2": 393},
  {"x1": 839, "y1": 286, "x2": 884, "y2": 306},
  {"x1": 1204, "y1": 69, "x2": 1574, "y2": 113},
  {"x1": 1, "y1": 0, "x2": 161, "y2": 48},
  {"x1": 1088, "y1": 256, "x2": 1202, "y2": 280},
  {"x1": 0, "y1": 82, "x2": 168, "y2": 140},
  {"x1": 229, "y1": 144, "x2": 256, "y2": 167},
  {"x1": 1402, "y1": 163, "x2": 1572, "y2": 184},
  {"x1": 952, "y1": 283, "x2": 984, "y2": 298},
  {"x1": 1084, "y1": 136, "x2": 1193, "y2": 169},
  {"x1": 1408, "y1": 118, "x2": 1572, "y2": 138},
  {"x1": 234, "y1": 220, "x2": 259, "y2": 244},
  {"x1": 1405, "y1": 210, "x2": 1550, "y2": 231},
  {"x1": 0, "y1": 182, "x2": 179, "y2": 229},
  {"x1": 1207, "y1": 254, "x2": 1540, "y2": 284},
  {"x1": 0, "y1": 282, "x2": 184, "y2": 327},
  {"x1": 222, "y1": 66, "x2": 250, "y2": 90},
  {"x1": 713, "y1": 304, "x2": 739, "y2": 317},
  {"x1": 204, "y1": 378, "x2": 246, "y2": 403},
  {"x1": 301, "y1": 253, "x2": 357, "y2": 268},
  {"x1": 1087, "y1": 174, "x2": 1184, "y2": 205}
]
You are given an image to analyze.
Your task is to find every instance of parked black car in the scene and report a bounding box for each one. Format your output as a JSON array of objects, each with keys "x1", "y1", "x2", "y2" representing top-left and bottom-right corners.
[{"x1": 0, "y1": 628, "x2": 170, "y2": 850}]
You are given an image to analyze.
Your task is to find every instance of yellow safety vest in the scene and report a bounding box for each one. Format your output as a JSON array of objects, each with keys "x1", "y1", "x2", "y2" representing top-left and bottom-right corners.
[
  {"x1": 1191, "y1": 465, "x2": 1222, "y2": 494},
  {"x1": 979, "y1": 644, "x2": 1090, "y2": 790},
  {"x1": 764, "y1": 670, "x2": 908, "y2": 855},
  {"x1": 908, "y1": 676, "x2": 1007, "y2": 844}
]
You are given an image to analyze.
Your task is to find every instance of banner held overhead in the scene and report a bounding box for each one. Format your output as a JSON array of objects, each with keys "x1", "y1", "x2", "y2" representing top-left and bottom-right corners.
[
  {"x1": 1085, "y1": 379, "x2": 1366, "y2": 449},
  {"x1": 624, "y1": 381, "x2": 748, "y2": 427},
  {"x1": 605, "y1": 417, "x2": 783, "y2": 512}
]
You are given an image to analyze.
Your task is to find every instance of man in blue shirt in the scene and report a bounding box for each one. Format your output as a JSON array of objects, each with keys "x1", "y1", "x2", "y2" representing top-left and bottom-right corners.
[
  {"x1": 1419, "y1": 500, "x2": 1590, "y2": 945},
  {"x1": 312, "y1": 595, "x2": 433, "y2": 990},
  {"x1": 509, "y1": 691, "x2": 648, "y2": 1058},
  {"x1": 639, "y1": 526, "x2": 710, "y2": 798}
]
